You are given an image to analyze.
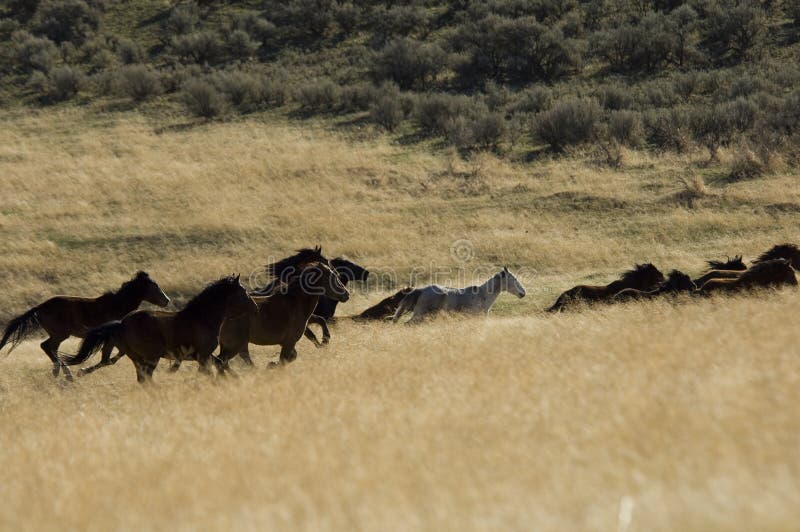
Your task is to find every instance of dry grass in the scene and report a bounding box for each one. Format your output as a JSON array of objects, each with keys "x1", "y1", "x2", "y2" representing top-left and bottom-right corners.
[{"x1": 1, "y1": 106, "x2": 799, "y2": 530}]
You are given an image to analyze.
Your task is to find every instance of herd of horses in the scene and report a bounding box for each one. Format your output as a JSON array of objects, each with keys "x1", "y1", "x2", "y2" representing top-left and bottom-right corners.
[{"x1": 0, "y1": 243, "x2": 797, "y2": 383}]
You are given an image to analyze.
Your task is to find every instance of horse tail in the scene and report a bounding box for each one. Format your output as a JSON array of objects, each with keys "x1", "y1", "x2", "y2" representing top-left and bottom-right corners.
[
  {"x1": 392, "y1": 289, "x2": 422, "y2": 322},
  {"x1": 0, "y1": 307, "x2": 42, "y2": 355},
  {"x1": 62, "y1": 321, "x2": 122, "y2": 366}
]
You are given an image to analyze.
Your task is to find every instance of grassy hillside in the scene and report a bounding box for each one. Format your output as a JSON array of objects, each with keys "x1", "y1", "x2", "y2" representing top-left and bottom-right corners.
[{"x1": 1, "y1": 104, "x2": 800, "y2": 530}]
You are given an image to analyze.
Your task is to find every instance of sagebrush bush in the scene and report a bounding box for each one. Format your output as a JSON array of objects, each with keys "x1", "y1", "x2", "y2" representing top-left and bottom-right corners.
[
  {"x1": 294, "y1": 79, "x2": 341, "y2": 113},
  {"x1": 182, "y1": 78, "x2": 226, "y2": 118},
  {"x1": 116, "y1": 37, "x2": 143, "y2": 64},
  {"x1": 37, "y1": 65, "x2": 84, "y2": 102},
  {"x1": 11, "y1": 30, "x2": 59, "y2": 73},
  {"x1": 33, "y1": 0, "x2": 100, "y2": 45},
  {"x1": 596, "y1": 83, "x2": 633, "y2": 110},
  {"x1": 164, "y1": 2, "x2": 200, "y2": 36},
  {"x1": 226, "y1": 30, "x2": 260, "y2": 61},
  {"x1": 728, "y1": 146, "x2": 765, "y2": 181},
  {"x1": 212, "y1": 70, "x2": 260, "y2": 112},
  {"x1": 508, "y1": 86, "x2": 552, "y2": 114},
  {"x1": 607, "y1": 110, "x2": 643, "y2": 147},
  {"x1": 444, "y1": 110, "x2": 507, "y2": 152},
  {"x1": 370, "y1": 92, "x2": 405, "y2": 131},
  {"x1": 170, "y1": 31, "x2": 221, "y2": 64},
  {"x1": 116, "y1": 64, "x2": 161, "y2": 102},
  {"x1": 340, "y1": 83, "x2": 378, "y2": 113},
  {"x1": 644, "y1": 107, "x2": 689, "y2": 152},
  {"x1": 414, "y1": 93, "x2": 475, "y2": 135},
  {"x1": 373, "y1": 37, "x2": 447, "y2": 90},
  {"x1": 534, "y1": 97, "x2": 601, "y2": 151}
]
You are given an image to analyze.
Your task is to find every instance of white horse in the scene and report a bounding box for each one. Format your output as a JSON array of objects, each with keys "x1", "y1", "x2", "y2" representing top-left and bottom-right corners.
[{"x1": 392, "y1": 267, "x2": 526, "y2": 323}]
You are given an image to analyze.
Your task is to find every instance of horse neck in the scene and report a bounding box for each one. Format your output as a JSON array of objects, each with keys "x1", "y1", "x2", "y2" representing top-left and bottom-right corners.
[
  {"x1": 476, "y1": 275, "x2": 503, "y2": 309},
  {"x1": 106, "y1": 283, "x2": 145, "y2": 315},
  {"x1": 180, "y1": 295, "x2": 231, "y2": 330}
]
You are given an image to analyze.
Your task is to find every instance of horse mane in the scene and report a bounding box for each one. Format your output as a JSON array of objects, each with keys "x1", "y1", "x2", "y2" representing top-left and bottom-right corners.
[
  {"x1": 738, "y1": 258, "x2": 792, "y2": 282},
  {"x1": 706, "y1": 255, "x2": 746, "y2": 271},
  {"x1": 331, "y1": 257, "x2": 369, "y2": 282},
  {"x1": 619, "y1": 263, "x2": 658, "y2": 283},
  {"x1": 266, "y1": 246, "x2": 326, "y2": 277},
  {"x1": 180, "y1": 275, "x2": 239, "y2": 317},
  {"x1": 97, "y1": 271, "x2": 150, "y2": 302},
  {"x1": 753, "y1": 243, "x2": 800, "y2": 264},
  {"x1": 662, "y1": 269, "x2": 693, "y2": 290}
]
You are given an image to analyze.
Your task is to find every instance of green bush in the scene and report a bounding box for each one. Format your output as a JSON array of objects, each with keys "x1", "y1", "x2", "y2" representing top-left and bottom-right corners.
[
  {"x1": 164, "y1": 2, "x2": 200, "y2": 36},
  {"x1": 117, "y1": 64, "x2": 161, "y2": 102},
  {"x1": 534, "y1": 97, "x2": 601, "y2": 151},
  {"x1": 32, "y1": 64, "x2": 84, "y2": 102},
  {"x1": 508, "y1": 86, "x2": 552, "y2": 114},
  {"x1": 226, "y1": 29, "x2": 260, "y2": 61},
  {"x1": 32, "y1": 0, "x2": 100, "y2": 45},
  {"x1": 294, "y1": 79, "x2": 341, "y2": 113},
  {"x1": 170, "y1": 30, "x2": 222, "y2": 64},
  {"x1": 213, "y1": 70, "x2": 260, "y2": 112},
  {"x1": 182, "y1": 78, "x2": 226, "y2": 118},
  {"x1": 373, "y1": 37, "x2": 447, "y2": 90},
  {"x1": 116, "y1": 37, "x2": 143, "y2": 64},
  {"x1": 11, "y1": 30, "x2": 59, "y2": 73},
  {"x1": 414, "y1": 93, "x2": 474, "y2": 135},
  {"x1": 370, "y1": 92, "x2": 405, "y2": 131},
  {"x1": 607, "y1": 110, "x2": 644, "y2": 147},
  {"x1": 644, "y1": 107, "x2": 689, "y2": 152}
]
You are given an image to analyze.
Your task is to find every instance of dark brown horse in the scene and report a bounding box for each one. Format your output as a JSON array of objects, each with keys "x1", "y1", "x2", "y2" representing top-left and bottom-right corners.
[
  {"x1": 547, "y1": 263, "x2": 664, "y2": 312},
  {"x1": 62, "y1": 275, "x2": 255, "y2": 382},
  {"x1": 698, "y1": 259, "x2": 797, "y2": 294},
  {"x1": 217, "y1": 262, "x2": 349, "y2": 368},
  {"x1": 0, "y1": 271, "x2": 169, "y2": 380},
  {"x1": 693, "y1": 255, "x2": 747, "y2": 287},
  {"x1": 614, "y1": 270, "x2": 696, "y2": 302},
  {"x1": 251, "y1": 247, "x2": 368, "y2": 345},
  {"x1": 353, "y1": 287, "x2": 414, "y2": 321},
  {"x1": 694, "y1": 244, "x2": 800, "y2": 286}
]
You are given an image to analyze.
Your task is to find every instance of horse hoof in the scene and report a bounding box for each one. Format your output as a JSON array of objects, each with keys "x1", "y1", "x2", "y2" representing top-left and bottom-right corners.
[
  {"x1": 322, "y1": 338, "x2": 330, "y2": 345},
  {"x1": 52, "y1": 368, "x2": 60, "y2": 378},
  {"x1": 64, "y1": 374, "x2": 74, "y2": 383}
]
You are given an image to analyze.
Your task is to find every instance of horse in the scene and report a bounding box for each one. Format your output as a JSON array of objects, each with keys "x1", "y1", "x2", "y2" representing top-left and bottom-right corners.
[
  {"x1": 61, "y1": 275, "x2": 255, "y2": 383},
  {"x1": 0, "y1": 271, "x2": 169, "y2": 381},
  {"x1": 753, "y1": 243, "x2": 800, "y2": 269},
  {"x1": 693, "y1": 255, "x2": 747, "y2": 287},
  {"x1": 392, "y1": 267, "x2": 526, "y2": 324},
  {"x1": 353, "y1": 287, "x2": 414, "y2": 321},
  {"x1": 697, "y1": 258, "x2": 797, "y2": 294},
  {"x1": 251, "y1": 247, "x2": 368, "y2": 345},
  {"x1": 216, "y1": 262, "x2": 349, "y2": 368},
  {"x1": 547, "y1": 263, "x2": 664, "y2": 312},
  {"x1": 613, "y1": 270, "x2": 696, "y2": 302}
]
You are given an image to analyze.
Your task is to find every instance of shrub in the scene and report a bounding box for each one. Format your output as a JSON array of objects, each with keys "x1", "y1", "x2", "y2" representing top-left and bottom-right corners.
[
  {"x1": 591, "y1": 12, "x2": 674, "y2": 73},
  {"x1": 728, "y1": 146, "x2": 764, "y2": 181},
  {"x1": 370, "y1": 92, "x2": 405, "y2": 131},
  {"x1": 170, "y1": 31, "x2": 222, "y2": 64},
  {"x1": 689, "y1": 105, "x2": 736, "y2": 159},
  {"x1": 534, "y1": 97, "x2": 601, "y2": 152},
  {"x1": 334, "y1": 2, "x2": 361, "y2": 34},
  {"x1": 164, "y1": 2, "x2": 200, "y2": 36},
  {"x1": 369, "y1": 5, "x2": 430, "y2": 44},
  {"x1": 116, "y1": 37, "x2": 143, "y2": 64},
  {"x1": 226, "y1": 29, "x2": 260, "y2": 61},
  {"x1": 228, "y1": 10, "x2": 275, "y2": 45},
  {"x1": 508, "y1": 86, "x2": 552, "y2": 114},
  {"x1": 11, "y1": 30, "x2": 59, "y2": 73},
  {"x1": 373, "y1": 37, "x2": 447, "y2": 90},
  {"x1": 32, "y1": 64, "x2": 84, "y2": 102},
  {"x1": 117, "y1": 64, "x2": 162, "y2": 102},
  {"x1": 644, "y1": 108, "x2": 689, "y2": 152},
  {"x1": 702, "y1": 2, "x2": 765, "y2": 63},
  {"x1": 33, "y1": 0, "x2": 100, "y2": 45},
  {"x1": 294, "y1": 79, "x2": 340, "y2": 113},
  {"x1": 607, "y1": 110, "x2": 643, "y2": 147},
  {"x1": 445, "y1": 110, "x2": 507, "y2": 151},
  {"x1": 596, "y1": 83, "x2": 633, "y2": 110},
  {"x1": 672, "y1": 71, "x2": 699, "y2": 102},
  {"x1": 182, "y1": 78, "x2": 226, "y2": 118},
  {"x1": 340, "y1": 83, "x2": 378, "y2": 113},
  {"x1": 256, "y1": 71, "x2": 289, "y2": 107},
  {"x1": 213, "y1": 70, "x2": 260, "y2": 112},
  {"x1": 414, "y1": 93, "x2": 474, "y2": 135}
]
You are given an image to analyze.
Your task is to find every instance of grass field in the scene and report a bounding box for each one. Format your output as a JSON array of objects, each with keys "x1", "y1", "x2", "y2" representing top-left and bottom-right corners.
[{"x1": 1, "y1": 105, "x2": 799, "y2": 530}]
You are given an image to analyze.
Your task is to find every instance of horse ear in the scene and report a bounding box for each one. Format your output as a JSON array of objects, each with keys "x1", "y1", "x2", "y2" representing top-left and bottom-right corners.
[
  {"x1": 503, "y1": 265, "x2": 509, "y2": 272},
  {"x1": 235, "y1": 273, "x2": 241, "y2": 282}
]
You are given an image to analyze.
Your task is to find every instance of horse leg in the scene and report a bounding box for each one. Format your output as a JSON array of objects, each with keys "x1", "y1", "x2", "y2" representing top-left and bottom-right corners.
[
  {"x1": 303, "y1": 327, "x2": 325, "y2": 348},
  {"x1": 237, "y1": 347, "x2": 254, "y2": 367},
  {"x1": 168, "y1": 360, "x2": 182, "y2": 373},
  {"x1": 308, "y1": 315, "x2": 330, "y2": 344},
  {"x1": 41, "y1": 336, "x2": 72, "y2": 381},
  {"x1": 80, "y1": 342, "x2": 116, "y2": 375},
  {"x1": 279, "y1": 344, "x2": 297, "y2": 364}
]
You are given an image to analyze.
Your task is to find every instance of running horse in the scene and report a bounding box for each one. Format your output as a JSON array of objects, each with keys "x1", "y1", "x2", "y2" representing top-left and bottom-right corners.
[
  {"x1": 547, "y1": 263, "x2": 664, "y2": 312},
  {"x1": 0, "y1": 271, "x2": 169, "y2": 380},
  {"x1": 697, "y1": 259, "x2": 797, "y2": 294},
  {"x1": 62, "y1": 275, "x2": 255, "y2": 382},
  {"x1": 216, "y1": 261, "x2": 349, "y2": 368},
  {"x1": 614, "y1": 270, "x2": 696, "y2": 301}
]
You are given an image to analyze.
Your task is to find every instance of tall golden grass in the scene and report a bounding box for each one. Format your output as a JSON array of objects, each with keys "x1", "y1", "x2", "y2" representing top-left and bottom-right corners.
[{"x1": 0, "y1": 106, "x2": 798, "y2": 530}]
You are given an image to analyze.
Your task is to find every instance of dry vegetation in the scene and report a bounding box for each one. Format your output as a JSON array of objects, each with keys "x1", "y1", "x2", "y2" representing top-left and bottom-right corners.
[{"x1": 1, "y1": 106, "x2": 799, "y2": 530}]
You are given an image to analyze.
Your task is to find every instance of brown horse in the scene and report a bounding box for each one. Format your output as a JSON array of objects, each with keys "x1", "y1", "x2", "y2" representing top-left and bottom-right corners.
[
  {"x1": 754, "y1": 243, "x2": 800, "y2": 269},
  {"x1": 62, "y1": 275, "x2": 255, "y2": 382},
  {"x1": 614, "y1": 270, "x2": 696, "y2": 302},
  {"x1": 217, "y1": 262, "x2": 349, "y2": 368},
  {"x1": 547, "y1": 263, "x2": 664, "y2": 312},
  {"x1": 353, "y1": 287, "x2": 414, "y2": 321},
  {"x1": 693, "y1": 255, "x2": 747, "y2": 287},
  {"x1": 698, "y1": 259, "x2": 797, "y2": 294},
  {"x1": 0, "y1": 271, "x2": 169, "y2": 380}
]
